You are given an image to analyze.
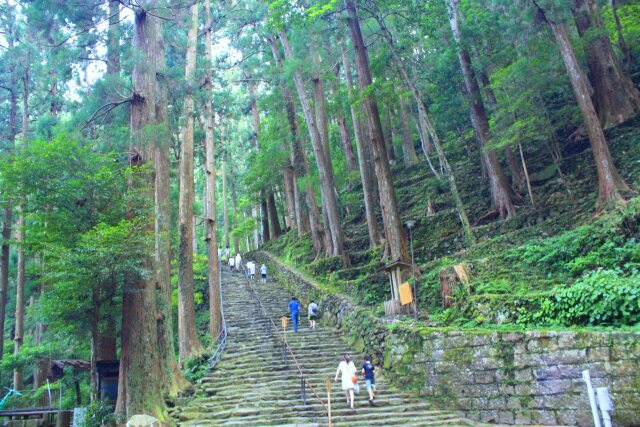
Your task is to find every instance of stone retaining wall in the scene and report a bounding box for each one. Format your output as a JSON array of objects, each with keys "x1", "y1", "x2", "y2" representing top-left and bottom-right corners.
[{"x1": 255, "y1": 251, "x2": 640, "y2": 426}]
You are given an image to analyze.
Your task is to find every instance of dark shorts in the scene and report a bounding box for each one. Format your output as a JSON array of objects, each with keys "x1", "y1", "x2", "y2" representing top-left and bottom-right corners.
[
  {"x1": 309, "y1": 315, "x2": 317, "y2": 321},
  {"x1": 261, "y1": 273, "x2": 267, "y2": 279}
]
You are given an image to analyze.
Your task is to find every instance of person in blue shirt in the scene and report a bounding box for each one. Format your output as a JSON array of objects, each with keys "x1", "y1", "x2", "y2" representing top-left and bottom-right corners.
[
  {"x1": 288, "y1": 297, "x2": 301, "y2": 332},
  {"x1": 362, "y1": 355, "x2": 376, "y2": 403}
]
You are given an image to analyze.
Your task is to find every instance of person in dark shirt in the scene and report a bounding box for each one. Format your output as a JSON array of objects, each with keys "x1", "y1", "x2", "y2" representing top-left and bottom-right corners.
[
  {"x1": 288, "y1": 297, "x2": 301, "y2": 332},
  {"x1": 362, "y1": 356, "x2": 376, "y2": 402}
]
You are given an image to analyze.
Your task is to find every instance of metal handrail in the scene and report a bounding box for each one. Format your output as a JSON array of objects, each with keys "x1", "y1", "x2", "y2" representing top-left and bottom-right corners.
[
  {"x1": 207, "y1": 259, "x2": 227, "y2": 371},
  {"x1": 239, "y1": 263, "x2": 328, "y2": 414}
]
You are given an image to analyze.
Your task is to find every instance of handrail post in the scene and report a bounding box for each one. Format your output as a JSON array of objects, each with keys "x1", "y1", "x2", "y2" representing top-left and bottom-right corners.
[
  {"x1": 300, "y1": 377, "x2": 307, "y2": 405},
  {"x1": 326, "y1": 378, "x2": 332, "y2": 427}
]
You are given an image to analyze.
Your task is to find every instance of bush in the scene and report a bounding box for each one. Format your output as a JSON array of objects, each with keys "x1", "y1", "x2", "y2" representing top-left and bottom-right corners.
[
  {"x1": 81, "y1": 400, "x2": 115, "y2": 427},
  {"x1": 539, "y1": 270, "x2": 640, "y2": 326}
]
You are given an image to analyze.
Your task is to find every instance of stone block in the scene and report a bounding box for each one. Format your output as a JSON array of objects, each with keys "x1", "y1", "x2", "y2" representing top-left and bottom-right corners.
[
  {"x1": 586, "y1": 346, "x2": 610, "y2": 362},
  {"x1": 527, "y1": 337, "x2": 559, "y2": 353},
  {"x1": 474, "y1": 370, "x2": 496, "y2": 384},
  {"x1": 501, "y1": 332, "x2": 524, "y2": 343},
  {"x1": 478, "y1": 410, "x2": 500, "y2": 423},
  {"x1": 515, "y1": 368, "x2": 533, "y2": 382},
  {"x1": 531, "y1": 409, "x2": 558, "y2": 425},
  {"x1": 514, "y1": 410, "x2": 534, "y2": 424},
  {"x1": 536, "y1": 378, "x2": 575, "y2": 395},
  {"x1": 556, "y1": 332, "x2": 578, "y2": 349},
  {"x1": 496, "y1": 410, "x2": 515, "y2": 424}
]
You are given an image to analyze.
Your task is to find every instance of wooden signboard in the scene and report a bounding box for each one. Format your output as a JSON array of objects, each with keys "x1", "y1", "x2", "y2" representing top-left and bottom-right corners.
[{"x1": 399, "y1": 282, "x2": 414, "y2": 305}]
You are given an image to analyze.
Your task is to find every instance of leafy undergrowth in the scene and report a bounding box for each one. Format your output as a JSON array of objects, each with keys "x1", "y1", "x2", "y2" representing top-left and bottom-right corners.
[{"x1": 264, "y1": 116, "x2": 640, "y2": 330}]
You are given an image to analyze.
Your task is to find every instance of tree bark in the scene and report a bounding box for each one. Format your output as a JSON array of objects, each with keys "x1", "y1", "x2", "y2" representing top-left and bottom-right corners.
[
  {"x1": 204, "y1": 0, "x2": 222, "y2": 339},
  {"x1": 107, "y1": 0, "x2": 120, "y2": 76},
  {"x1": 154, "y1": 4, "x2": 185, "y2": 395},
  {"x1": 177, "y1": 1, "x2": 203, "y2": 363},
  {"x1": 447, "y1": 0, "x2": 516, "y2": 219},
  {"x1": 571, "y1": 0, "x2": 640, "y2": 127},
  {"x1": 260, "y1": 195, "x2": 270, "y2": 243},
  {"x1": 398, "y1": 94, "x2": 419, "y2": 167},
  {"x1": 340, "y1": 41, "x2": 381, "y2": 248},
  {"x1": 382, "y1": 104, "x2": 396, "y2": 164},
  {"x1": 230, "y1": 174, "x2": 241, "y2": 253},
  {"x1": 345, "y1": 0, "x2": 408, "y2": 262},
  {"x1": 280, "y1": 32, "x2": 348, "y2": 265},
  {"x1": 267, "y1": 192, "x2": 283, "y2": 238},
  {"x1": 115, "y1": 2, "x2": 166, "y2": 420},
  {"x1": 13, "y1": 63, "x2": 29, "y2": 391},
  {"x1": 538, "y1": 7, "x2": 630, "y2": 207}
]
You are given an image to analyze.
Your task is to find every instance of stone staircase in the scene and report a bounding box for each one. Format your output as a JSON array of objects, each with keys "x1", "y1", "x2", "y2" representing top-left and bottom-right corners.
[{"x1": 173, "y1": 266, "x2": 477, "y2": 426}]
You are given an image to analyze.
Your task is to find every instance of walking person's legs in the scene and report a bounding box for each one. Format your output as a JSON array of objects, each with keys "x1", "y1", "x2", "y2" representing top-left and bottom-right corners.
[
  {"x1": 292, "y1": 312, "x2": 298, "y2": 332},
  {"x1": 348, "y1": 389, "x2": 354, "y2": 409}
]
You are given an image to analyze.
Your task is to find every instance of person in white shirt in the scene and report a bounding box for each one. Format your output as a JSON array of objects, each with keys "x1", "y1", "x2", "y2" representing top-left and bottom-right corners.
[
  {"x1": 308, "y1": 301, "x2": 319, "y2": 330},
  {"x1": 224, "y1": 247, "x2": 230, "y2": 260},
  {"x1": 228, "y1": 256, "x2": 235, "y2": 271},
  {"x1": 335, "y1": 354, "x2": 357, "y2": 409},
  {"x1": 217, "y1": 248, "x2": 222, "y2": 260},
  {"x1": 260, "y1": 264, "x2": 267, "y2": 283},
  {"x1": 247, "y1": 261, "x2": 256, "y2": 279},
  {"x1": 235, "y1": 253, "x2": 241, "y2": 272}
]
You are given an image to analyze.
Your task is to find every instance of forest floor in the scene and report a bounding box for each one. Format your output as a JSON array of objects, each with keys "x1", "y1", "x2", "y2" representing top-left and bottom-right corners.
[{"x1": 262, "y1": 116, "x2": 640, "y2": 330}]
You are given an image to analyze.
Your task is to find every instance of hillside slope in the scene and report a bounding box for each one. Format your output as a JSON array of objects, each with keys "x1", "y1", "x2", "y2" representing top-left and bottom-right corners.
[{"x1": 264, "y1": 116, "x2": 640, "y2": 329}]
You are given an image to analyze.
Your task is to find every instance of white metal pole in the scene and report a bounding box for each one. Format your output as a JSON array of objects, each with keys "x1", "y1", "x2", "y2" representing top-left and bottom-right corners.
[{"x1": 582, "y1": 370, "x2": 602, "y2": 427}]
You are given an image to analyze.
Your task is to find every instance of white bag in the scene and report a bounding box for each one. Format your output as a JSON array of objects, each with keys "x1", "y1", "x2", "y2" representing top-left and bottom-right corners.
[{"x1": 353, "y1": 382, "x2": 360, "y2": 394}]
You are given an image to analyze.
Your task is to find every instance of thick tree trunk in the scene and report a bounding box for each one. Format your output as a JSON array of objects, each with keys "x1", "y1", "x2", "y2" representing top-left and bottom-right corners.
[
  {"x1": 267, "y1": 192, "x2": 283, "y2": 238},
  {"x1": 398, "y1": 94, "x2": 419, "y2": 167},
  {"x1": 13, "y1": 65, "x2": 29, "y2": 391},
  {"x1": 280, "y1": 32, "x2": 348, "y2": 265},
  {"x1": 447, "y1": 0, "x2": 515, "y2": 219},
  {"x1": 204, "y1": 0, "x2": 222, "y2": 339},
  {"x1": 282, "y1": 167, "x2": 297, "y2": 231},
  {"x1": 116, "y1": 2, "x2": 165, "y2": 420},
  {"x1": 345, "y1": 0, "x2": 408, "y2": 262},
  {"x1": 542, "y1": 12, "x2": 630, "y2": 207},
  {"x1": 90, "y1": 303, "x2": 99, "y2": 402},
  {"x1": 340, "y1": 41, "x2": 381, "y2": 248},
  {"x1": 177, "y1": 2, "x2": 202, "y2": 363},
  {"x1": 261, "y1": 195, "x2": 270, "y2": 243},
  {"x1": 154, "y1": 6, "x2": 185, "y2": 395},
  {"x1": 572, "y1": 0, "x2": 640, "y2": 127}
]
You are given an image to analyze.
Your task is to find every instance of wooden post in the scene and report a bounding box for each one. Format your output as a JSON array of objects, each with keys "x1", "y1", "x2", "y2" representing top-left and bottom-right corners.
[{"x1": 326, "y1": 378, "x2": 332, "y2": 427}]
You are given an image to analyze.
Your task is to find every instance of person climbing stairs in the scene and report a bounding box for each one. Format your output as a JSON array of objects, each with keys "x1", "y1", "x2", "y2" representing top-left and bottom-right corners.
[{"x1": 172, "y1": 267, "x2": 477, "y2": 426}]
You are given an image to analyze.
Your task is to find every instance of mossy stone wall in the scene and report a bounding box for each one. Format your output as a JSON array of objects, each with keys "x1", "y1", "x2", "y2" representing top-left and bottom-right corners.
[{"x1": 256, "y1": 251, "x2": 640, "y2": 426}]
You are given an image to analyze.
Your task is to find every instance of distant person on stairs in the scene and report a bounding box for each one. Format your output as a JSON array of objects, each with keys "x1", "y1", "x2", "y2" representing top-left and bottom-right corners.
[
  {"x1": 225, "y1": 246, "x2": 230, "y2": 260},
  {"x1": 260, "y1": 264, "x2": 267, "y2": 283},
  {"x1": 228, "y1": 255, "x2": 235, "y2": 271},
  {"x1": 308, "y1": 300, "x2": 319, "y2": 330},
  {"x1": 217, "y1": 247, "x2": 222, "y2": 260},
  {"x1": 362, "y1": 356, "x2": 376, "y2": 403},
  {"x1": 235, "y1": 253, "x2": 242, "y2": 272},
  {"x1": 247, "y1": 261, "x2": 256, "y2": 279},
  {"x1": 335, "y1": 354, "x2": 357, "y2": 410},
  {"x1": 288, "y1": 297, "x2": 301, "y2": 332}
]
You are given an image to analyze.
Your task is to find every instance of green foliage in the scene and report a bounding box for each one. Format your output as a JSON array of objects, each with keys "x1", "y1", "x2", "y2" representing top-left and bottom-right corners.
[
  {"x1": 538, "y1": 270, "x2": 640, "y2": 326},
  {"x1": 81, "y1": 400, "x2": 116, "y2": 427}
]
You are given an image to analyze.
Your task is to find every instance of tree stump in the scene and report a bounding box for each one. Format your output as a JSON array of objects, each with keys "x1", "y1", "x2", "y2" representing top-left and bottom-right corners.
[{"x1": 438, "y1": 263, "x2": 471, "y2": 308}]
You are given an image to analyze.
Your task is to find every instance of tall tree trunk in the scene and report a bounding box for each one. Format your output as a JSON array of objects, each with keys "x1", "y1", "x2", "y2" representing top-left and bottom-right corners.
[
  {"x1": 204, "y1": 0, "x2": 222, "y2": 339},
  {"x1": 260, "y1": 195, "x2": 270, "y2": 243},
  {"x1": 447, "y1": 0, "x2": 516, "y2": 219},
  {"x1": 154, "y1": 7, "x2": 185, "y2": 395},
  {"x1": 222, "y1": 159, "x2": 230, "y2": 251},
  {"x1": 107, "y1": 0, "x2": 120, "y2": 76},
  {"x1": 116, "y1": 2, "x2": 165, "y2": 420},
  {"x1": 537, "y1": 5, "x2": 630, "y2": 207},
  {"x1": 345, "y1": 0, "x2": 408, "y2": 262},
  {"x1": 330, "y1": 66, "x2": 358, "y2": 173},
  {"x1": 177, "y1": 1, "x2": 202, "y2": 363},
  {"x1": 382, "y1": 104, "x2": 396, "y2": 164},
  {"x1": 340, "y1": 41, "x2": 381, "y2": 248},
  {"x1": 230, "y1": 174, "x2": 241, "y2": 253},
  {"x1": 282, "y1": 167, "x2": 297, "y2": 232},
  {"x1": 372, "y1": 10, "x2": 474, "y2": 245},
  {"x1": 609, "y1": 0, "x2": 631, "y2": 75},
  {"x1": 13, "y1": 64, "x2": 29, "y2": 391},
  {"x1": 267, "y1": 192, "x2": 283, "y2": 238},
  {"x1": 279, "y1": 32, "x2": 349, "y2": 265},
  {"x1": 398, "y1": 94, "x2": 419, "y2": 167},
  {"x1": 98, "y1": 0, "x2": 120, "y2": 361},
  {"x1": 571, "y1": 0, "x2": 640, "y2": 127},
  {"x1": 0, "y1": 76, "x2": 17, "y2": 380}
]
